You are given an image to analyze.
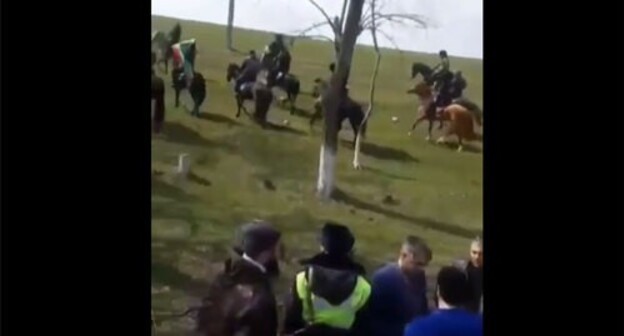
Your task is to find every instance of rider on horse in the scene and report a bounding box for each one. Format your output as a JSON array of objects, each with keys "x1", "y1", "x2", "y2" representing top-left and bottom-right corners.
[
  {"x1": 235, "y1": 50, "x2": 262, "y2": 94},
  {"x1": 431, "y1": 50, "x2": 451, "y2": 87},
  {"x1": 262, "y1": 34, "x2": 291, "y2": 81},
  {"x1": 171, "y1": 39, "x2": 197, "y2": 87}
]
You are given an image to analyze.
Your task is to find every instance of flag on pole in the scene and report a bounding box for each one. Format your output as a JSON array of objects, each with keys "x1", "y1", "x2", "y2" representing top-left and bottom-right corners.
[{"x1": 172, "y1": 39, "x2": 197, "y2": 83}]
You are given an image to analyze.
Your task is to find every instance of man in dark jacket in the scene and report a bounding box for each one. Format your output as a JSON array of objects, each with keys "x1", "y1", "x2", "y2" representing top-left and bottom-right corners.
[
  {"x1": 404, "y1": 267, "x2": 482, "y2": 336},
  {"x1": 433, "y1": 237, "x2": 483, "y2": 314},
  {"x1": 283, "y1": 222, "x2": 370, "y2": 336},
  {"x1": 196, "y1": 220, "x2": 282, "y2": 336},
  {"x1": 369, "y1": 236, "x2": 432, "y2": 336},
  {"x1": 452, "y1": 237, "x2": 483, "y2": 313}
]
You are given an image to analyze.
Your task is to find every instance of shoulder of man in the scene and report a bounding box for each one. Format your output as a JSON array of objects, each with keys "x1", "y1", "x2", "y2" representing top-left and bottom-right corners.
[{"x1": 452, "y1": 259, "x2": 469, "y2": 271}]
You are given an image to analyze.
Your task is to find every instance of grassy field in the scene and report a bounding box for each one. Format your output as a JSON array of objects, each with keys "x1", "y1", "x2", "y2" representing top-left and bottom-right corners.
[{"x1": 151, "y1": 15, "x2": 482, "y2": 334}]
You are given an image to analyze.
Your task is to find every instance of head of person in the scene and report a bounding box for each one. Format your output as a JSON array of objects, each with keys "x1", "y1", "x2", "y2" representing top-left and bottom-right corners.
[
  {"x1": 439, "y1": 50, "x2": 448, "y2": 58},
  {"x1": 238, "y1": 220, "x2": 283, "y2": 276},
  {"x1": 249, "y1": 50, "x2": 257, "y2": 59},
  {"x1": 329, "y1": 62, "x2": 336, "y2": 73},
  {"x1": 469, "y1": 236, "x2": 483, "y2": 268},
  {"x1": 320, "y1": 222, "x2": 355, "y2": 257},
  {"x1": 275, "y1": 34, "x2": 284, "y2": 44},
  {"x1": 436, "y1": 266, "x2": 472, "y2": 309},
  {"x1": 397, "y1": 235, "x2": 432, "y2": 275},
  {"x1": 455, "y1": 71, "x2": 463, "y2": 79}
]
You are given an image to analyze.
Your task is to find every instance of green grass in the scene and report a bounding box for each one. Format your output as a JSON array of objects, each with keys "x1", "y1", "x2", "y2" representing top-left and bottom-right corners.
[{"x1": 151, "y1": 15, "x2": 482, "y2": 334}]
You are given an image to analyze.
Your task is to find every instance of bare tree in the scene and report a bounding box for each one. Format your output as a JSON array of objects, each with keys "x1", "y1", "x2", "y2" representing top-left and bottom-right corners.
[
  {"x1": 226, "y1": 0, "x2": 235, "y2": 51},
  {"x1": 353, "y1": 0, "x2": 381, "y2": 170},
  {"x1": 297, "y1": 0, "x2": 430, "y2": 58},
  {"x1": 300, "y1": 0, "x2": 429, "y2": 172},
  {"x1": 316, "y1": 0, "x2": 365, "y2": 200}
]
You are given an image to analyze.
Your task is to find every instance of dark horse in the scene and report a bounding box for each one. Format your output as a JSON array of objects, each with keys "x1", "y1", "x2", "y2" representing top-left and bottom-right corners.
[
  {"x1": 172, "y1": 68, "x2": 206, "y2": 117},
  {"x1": 151, "y1": 23, "x2": 182, "y2": 74},
  {"x1": 226, "y1": 63, "x2": 273, "y2": 125},
  {"x1": 310, "y1": 78, "x2": 367, "y2": 146},
  {"x1": 262, "y1": 50, "x2": 300, "y2": 115},
  {"x1": 151, "y1": 70, "x2": 165, "y2": 133}
]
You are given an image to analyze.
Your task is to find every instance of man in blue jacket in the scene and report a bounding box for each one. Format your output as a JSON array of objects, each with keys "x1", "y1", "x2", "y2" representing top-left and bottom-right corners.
[
  {"x1": 404, "y1": 266, "x2": 482, "y2": 336},
  {"x1": 370, "y1": 236, "x2": 432, "y2": 336}
]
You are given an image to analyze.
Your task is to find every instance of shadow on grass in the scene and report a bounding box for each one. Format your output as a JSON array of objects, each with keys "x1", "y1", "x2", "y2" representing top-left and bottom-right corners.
[
  {"x1": 197, "y1": 112, "x2": 242, "y2": 127},
  {"x1": 340, "y1": 140, "x2": 420, "y2": 163},
  {"x1": 164, "y1": 122, "x2": 237, "y2": 152},
  {"x1": 365, "y1": 166, "x2": 418, "y2": 182},
  {"x1": 152, "y1": 177, "x2": 198, "y2": 203},
  {"x1": 163, "y1": 122, "x2": 214, "y2": 147},
  {"x1": 265, "y1": 122, "x2": 307, "y2": 136},
  {"x1": 291, "y1": 107, "x2": 313, "y2": 119},
  {"x1": 152, "y1": 260, "x2": 211, "y2": 297},
  {"x1": 331, "y1": 188, "x2": 480, "y2": 239},
  {"x1": 439, "y1": 142, "x2": 482, "y2": 154}
]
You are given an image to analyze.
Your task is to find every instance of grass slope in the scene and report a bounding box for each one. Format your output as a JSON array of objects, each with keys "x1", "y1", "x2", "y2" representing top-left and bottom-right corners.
[{"x1": 151, "y1": 15, "x2": 482, "y2": 334}]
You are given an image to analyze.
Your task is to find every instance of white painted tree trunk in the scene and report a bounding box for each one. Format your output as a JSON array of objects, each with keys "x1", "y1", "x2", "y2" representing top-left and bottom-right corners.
[
  {"x1": 177, "y1": 153, "x2": 191, "y2": 176},
  {"x1": 316, "y1": 145, "x2": 337, "y2": 199},
  {"x1": 314, "y1": 0, "x2": 364, "y2": 200}
]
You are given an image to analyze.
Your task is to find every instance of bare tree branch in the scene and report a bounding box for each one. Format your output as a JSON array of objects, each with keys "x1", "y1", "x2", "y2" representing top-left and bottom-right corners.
[
  {"x1": 300, "y1": 34, "x2": 336, "y2": 42},
  {"x1": 307, "y1": 0, "x2": 338, "y2": 31},
  {"x1": 339, "y1": 0, "x2": 349, "y2": 31},
  {"x1": 294, "y1": 21, "x2": 332, "y2": 36},
  {"x1": 376, "y1": 28, "x2": 403, "y2": 52}
]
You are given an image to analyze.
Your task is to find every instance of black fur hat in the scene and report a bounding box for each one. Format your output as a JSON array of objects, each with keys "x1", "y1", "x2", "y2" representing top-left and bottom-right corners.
[{"x1": 320, "y1": 222, "x2": 355, "y2": 256}]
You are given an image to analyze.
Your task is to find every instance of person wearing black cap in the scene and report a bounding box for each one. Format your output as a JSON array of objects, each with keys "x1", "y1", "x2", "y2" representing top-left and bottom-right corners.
[
  {"x1": 282, "y1": 222, "x2": 371, "y2": 336},
  {"x1": 195, "y1": 220, "x2": 282, "y2": 336},
  {"x1": 404, "y1": 267, "x2": 482, "y2": 336}
]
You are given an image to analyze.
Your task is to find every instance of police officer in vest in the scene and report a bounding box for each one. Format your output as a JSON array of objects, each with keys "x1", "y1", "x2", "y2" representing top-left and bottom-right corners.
[{"x1": 283, "y1": 222, "x2": 372, "y2": 336}]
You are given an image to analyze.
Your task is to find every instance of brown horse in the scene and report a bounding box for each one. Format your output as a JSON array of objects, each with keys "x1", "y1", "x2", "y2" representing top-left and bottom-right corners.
[
  {"x1": 407, "y1": 82, "x2": 444, "y2": 141},
  {"x1": 436, "y1": 104, "x2": 482, "y2": 152}
]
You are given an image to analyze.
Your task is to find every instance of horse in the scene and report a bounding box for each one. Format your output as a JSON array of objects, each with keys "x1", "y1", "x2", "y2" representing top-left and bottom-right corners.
[
  {"x1": 407, "y1": 82, "x2": 445, "y2": 141},
  {"x1": 151, "y1": 23, "x2": 182, "y2": 74},
  {"x1": 436, "y1": 104, "x2": 482, "y2": 152},
  {"x1": 171, "y1": 67, "x2": 206, "y2": 117},
  {"x1": 225, "y1": 63, "x2": 273, "y2": 124},
  {"x1": 151, "y1": 70, "x2": 165, "y2": 133},
  {"x1": 264, "y1": 51, "x2": 300, "y2": 115},
  {"x1": 310, "y1": 78, "x2": 367, "y2": 146},
  {"x1": 452, "y1": 97, "x2": 482, "y2": 126}
]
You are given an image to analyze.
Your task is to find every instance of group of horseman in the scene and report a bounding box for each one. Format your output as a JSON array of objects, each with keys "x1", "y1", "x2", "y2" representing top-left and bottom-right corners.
[{"x1": 234, "y1": 34, "x2": 291, "y2": 96}]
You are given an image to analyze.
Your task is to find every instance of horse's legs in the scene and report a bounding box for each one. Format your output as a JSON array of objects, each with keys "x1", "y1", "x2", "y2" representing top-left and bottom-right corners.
[
  {"x1": 164, "y1": 60, "x2": 168, "y2": 74},
  {"x1": 349, "y1": 117, "x2": 359, "y2": 148},
  {"x1": 457, "y1": 136, "x2": 464, "y2": 152},
  {"x1": 174, "y1": 89, "x2": 181, "y2": 108},
  {"x1": 288, "y1": 92, "x2": 295, "y2": 115},
  {"x1": 235, "y1": 96, "x2": 242, "y2": 118},
  {"x1": 310, "y1": 103, "x2": 322, "y2": 128},
  {"x1": 426, "y1": 119, "x2": 434, "y2": 141}
]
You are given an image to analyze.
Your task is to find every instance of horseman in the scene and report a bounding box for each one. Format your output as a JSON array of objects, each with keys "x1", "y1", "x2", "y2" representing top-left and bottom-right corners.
[
  {"x1": 234, "y1": 50, "x2": 262, "y2": 94},
  {"x1": 431, "y1": 50, "x2": 451, "y2": 90},
  {"x1": 262, "y1": 34, "x2": 291, "y2": 82}
]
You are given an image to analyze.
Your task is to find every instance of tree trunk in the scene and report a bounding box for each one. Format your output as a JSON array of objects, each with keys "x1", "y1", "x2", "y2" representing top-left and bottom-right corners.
[
  {"x1": 226, "y1": 0, "x2": 235, "y2": 51},
  {"x1": 316, "y1": 0, "x2": 365, "y2": 200},
  {"x1": 353, "y1": 0, "x2": 381, "y2": 169}
]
